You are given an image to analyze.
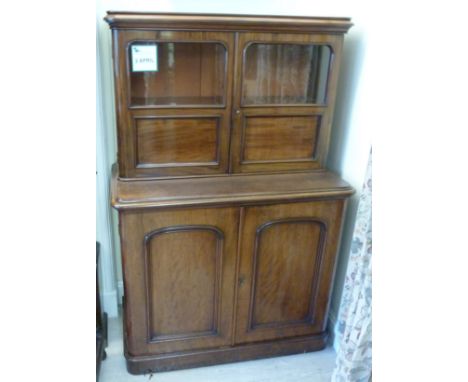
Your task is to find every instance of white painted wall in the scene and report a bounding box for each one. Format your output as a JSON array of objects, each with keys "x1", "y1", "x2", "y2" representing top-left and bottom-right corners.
[
  {"x1": 96, "y1": 15, "x2": 119, "y2": 318},
  {"x1": 96, "y1": 0, "x2": 372, "y2": 341}
]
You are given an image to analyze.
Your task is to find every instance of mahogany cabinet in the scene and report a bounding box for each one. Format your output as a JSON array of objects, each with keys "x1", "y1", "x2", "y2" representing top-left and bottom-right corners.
[
  {"x1": 105, "y1": 12, "x2": 352, "y2": 179},
  {"x1": 112, "y1": 169, "x2": 353, "y2": 373},
  {"x1": 106, "y1": 12, "x2": 353, "y2": 374}
]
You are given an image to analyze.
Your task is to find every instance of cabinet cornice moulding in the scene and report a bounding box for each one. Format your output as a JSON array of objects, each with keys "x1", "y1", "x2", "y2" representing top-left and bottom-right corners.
[{"x1": 104, "y1": 12, "x2": 353, "y2": 34}]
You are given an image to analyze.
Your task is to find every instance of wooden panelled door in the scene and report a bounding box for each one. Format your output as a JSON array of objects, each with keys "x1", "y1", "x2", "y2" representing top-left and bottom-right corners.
[
  {"x1": 230, "y1": 32, "x2": 343, "y2": 174},
  {"x1": 234, "y1": 201, "x2": 345, "y2": 343},
  {"x1": 120, "y1": 207, "x2": 239, "y2": 355},
  {"x1": 115, "y1": 30, "x2": 235, "y2": 178}
]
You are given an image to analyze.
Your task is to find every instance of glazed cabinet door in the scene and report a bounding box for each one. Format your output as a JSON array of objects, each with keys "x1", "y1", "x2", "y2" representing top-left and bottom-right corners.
[
  {"x1": 230, "y1": 32, "x2": 344, "y2": 174},
  {"x1": 234, "y1": 200, "x2": 345, "y2": 344},
  {"x1": 113, "y1": 30, "x2": 235, "y2": 178},
  {"x1": 120, "y1": 207, "x2": 239, "y2": 355}
]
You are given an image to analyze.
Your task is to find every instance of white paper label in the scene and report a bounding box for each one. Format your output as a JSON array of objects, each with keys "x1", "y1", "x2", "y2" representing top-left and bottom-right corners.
[{"x1": 131, "y1": 44, "x2": 158, "y2": 72}]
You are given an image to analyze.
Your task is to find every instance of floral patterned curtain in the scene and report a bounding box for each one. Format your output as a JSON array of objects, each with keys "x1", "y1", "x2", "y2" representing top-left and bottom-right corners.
[{"x1": 332, "y1": 150, "x2": 372, "y2": 382}]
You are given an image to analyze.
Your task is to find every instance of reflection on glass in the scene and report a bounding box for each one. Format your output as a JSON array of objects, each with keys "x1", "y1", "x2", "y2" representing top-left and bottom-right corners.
[
  {"x1": 242, "y1": 44, "x2": 331, "y2": 105},
  {"x1": 129, "y1": 42, "x2": 226, "y2": 106}
]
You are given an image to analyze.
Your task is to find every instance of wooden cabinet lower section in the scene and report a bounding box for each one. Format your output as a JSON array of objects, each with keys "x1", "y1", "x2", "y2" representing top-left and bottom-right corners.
[
  {"x1": 120, "y1": 207, "x2": 238, "y2": 357},
  {"x1": 117, "y1": 198, "x2": 347, "y2": 373},
  {"x1": 235, "y1": 201, "x2": 344, "y2": 344}
]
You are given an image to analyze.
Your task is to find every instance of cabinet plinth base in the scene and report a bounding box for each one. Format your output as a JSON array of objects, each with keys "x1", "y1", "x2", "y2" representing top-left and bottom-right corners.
[{"x1": 125, "y1": 332, "x2": 328, "y2": 374}]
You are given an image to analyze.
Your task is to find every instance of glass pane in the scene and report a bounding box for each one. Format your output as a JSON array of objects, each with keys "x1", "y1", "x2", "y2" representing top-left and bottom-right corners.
[
  {"x1": 242, "y1": 44, "x2": 331, "y2": 105},
  {"x1": 129, "y1": 42, "x2": 226, "y2": 107}
]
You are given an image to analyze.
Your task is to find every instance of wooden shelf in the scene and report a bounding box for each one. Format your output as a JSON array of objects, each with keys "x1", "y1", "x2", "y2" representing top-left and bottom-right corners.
[
  {"x1": 130, "y1": 96, "x2": 224, "y2": 107},
  {"x1": 112, "y1": 165, "x2": 354, "y2": 209}
]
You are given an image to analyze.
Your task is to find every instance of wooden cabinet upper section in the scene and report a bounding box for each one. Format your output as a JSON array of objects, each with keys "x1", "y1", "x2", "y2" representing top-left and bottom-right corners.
[{"x1": 105, "y1": 12, "x2": 352, "y2": 179}]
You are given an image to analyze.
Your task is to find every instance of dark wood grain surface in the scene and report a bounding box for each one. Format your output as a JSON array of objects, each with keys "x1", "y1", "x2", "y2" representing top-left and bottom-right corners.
[
  {"x1": 117, "y1": 199, "x2": 348, "y2": 373},
  {"x1": 112, "y1": 30, "x2": 235, "y2": 178},
  {"x1": 106, "y1": 12, "x2": 353, "y2": 374},
  {"x1": 106, "y1": 16, "x2": 348, "y2": 179},
  {"x1": 235, "y1": 201, "x2": 346, "y2": 344},
  {"x1": 230, "y1": 31, "x2": 344, "y2": 174},
  {"x1": 104, "y1": 12, "x2": 352, "y2": 33},
  {"x1": 135, "y1": 116, "x2": 219, "y2": 165},
  {"x1": 111, "y1": 164, "x2": 353, "y2": 209},
  {"x1": 241, "y1": 115, "x2": 321, "y2": 162},
  {"x1": 119, "y1": 207, "x2": 239, "y2": 356}
]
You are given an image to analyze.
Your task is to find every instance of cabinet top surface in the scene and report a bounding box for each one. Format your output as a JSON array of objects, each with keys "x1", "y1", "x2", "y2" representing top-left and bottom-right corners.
[
  {"x1": 111, "y1": 167, "x2": 354, "y2": 210},
  {"x1": 104, "y1": 11, "x2": 352, "y2": 33}
]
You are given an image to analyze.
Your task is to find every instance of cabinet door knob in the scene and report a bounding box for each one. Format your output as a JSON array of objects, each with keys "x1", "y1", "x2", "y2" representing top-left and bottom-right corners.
[
  {"x1": 238, "y1": 275, "x2": 246, "y2": 286},
  {"x1": 235, "y1": 109, "x2": 241, "y2": 115}
]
